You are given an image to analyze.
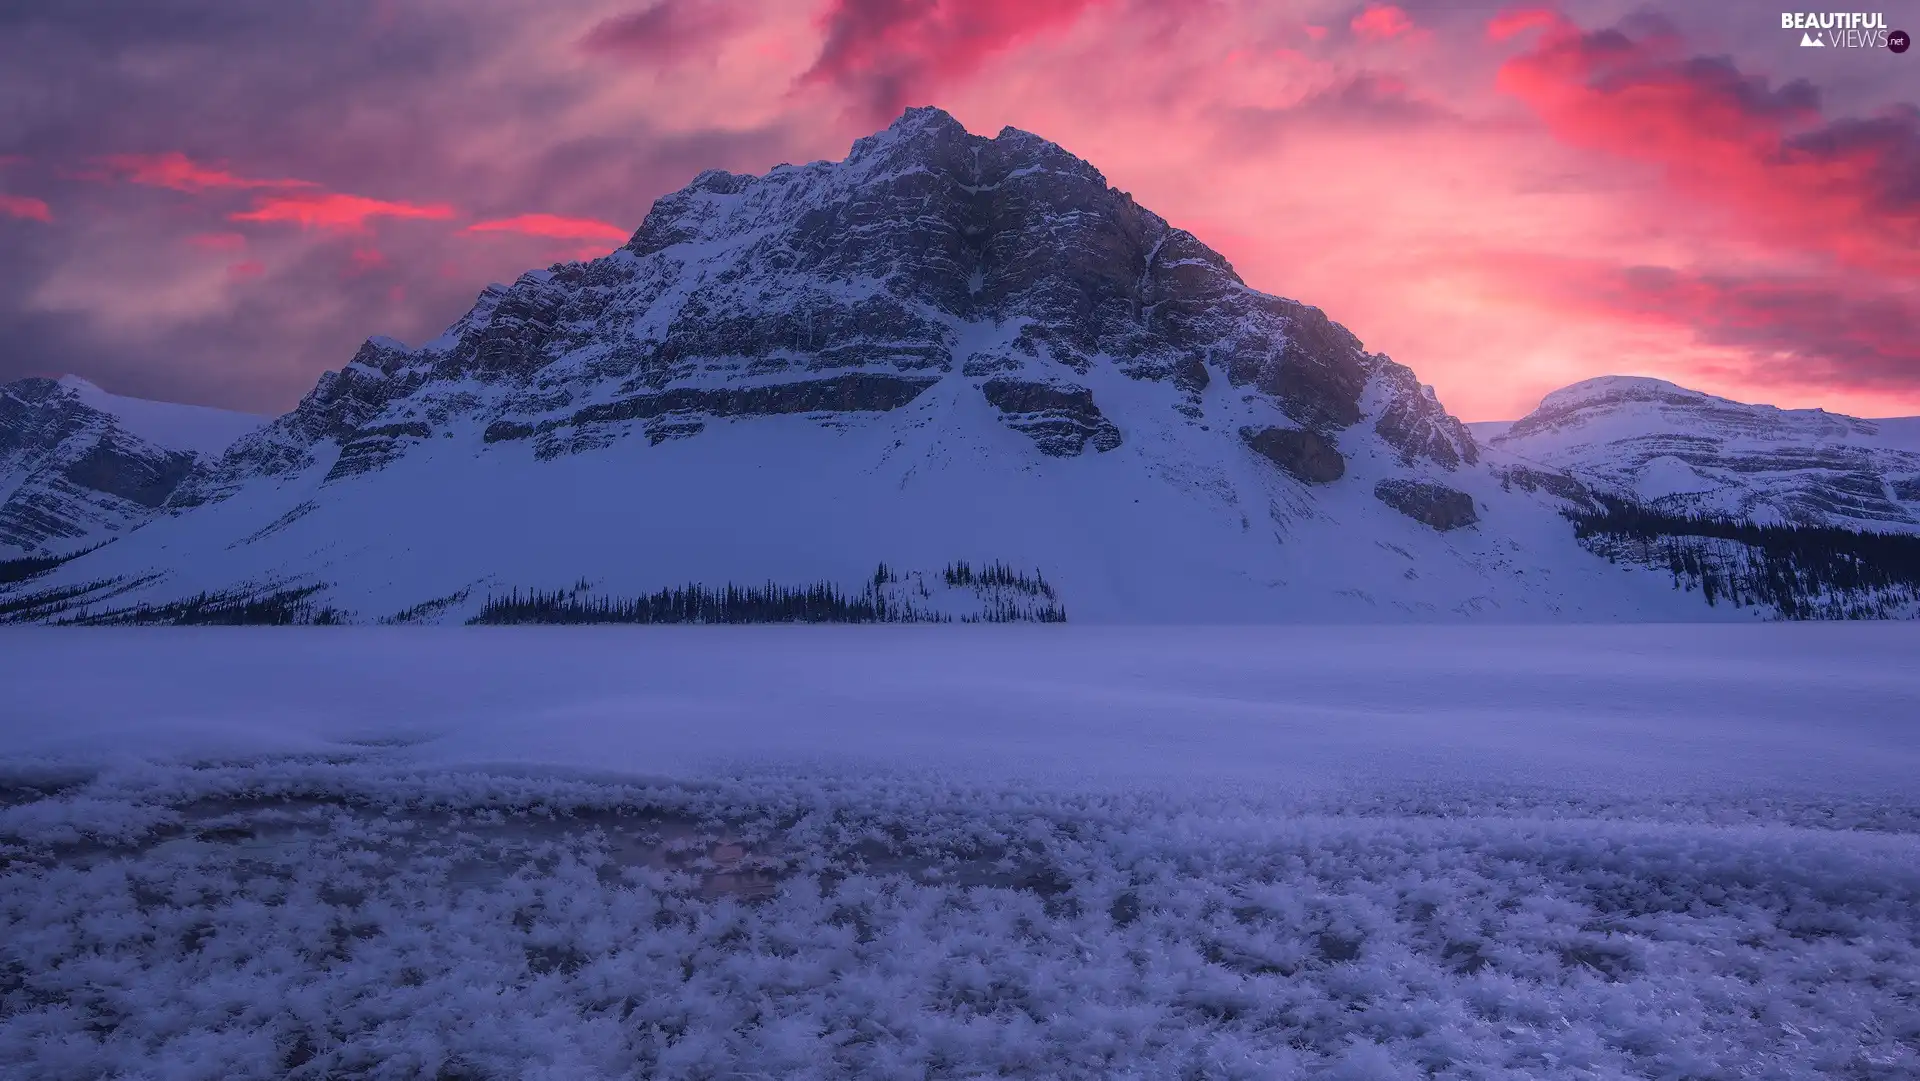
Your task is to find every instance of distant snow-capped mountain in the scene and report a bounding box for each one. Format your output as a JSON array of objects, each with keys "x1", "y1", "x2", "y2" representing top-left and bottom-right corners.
[
  {"x1": 1, "y1": 109, "x2": 1913, "y2": 623},
  {"x1": 0, "y1": 377, "x2": 265, "y2": 559},
  {"x1": 1480, "y1": 376, "x2": 1920, "y2": 533}
]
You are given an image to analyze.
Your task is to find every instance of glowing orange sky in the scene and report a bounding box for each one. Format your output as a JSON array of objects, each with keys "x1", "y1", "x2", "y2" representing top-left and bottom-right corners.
[{"x1": 0, "y1": 1, "x2": 1914, "y2": 420}]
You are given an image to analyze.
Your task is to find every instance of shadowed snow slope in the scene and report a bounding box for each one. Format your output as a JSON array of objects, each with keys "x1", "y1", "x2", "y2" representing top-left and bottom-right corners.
[{"x1": 1, "y1": 626, "x2": 1916, "y2": 1080}]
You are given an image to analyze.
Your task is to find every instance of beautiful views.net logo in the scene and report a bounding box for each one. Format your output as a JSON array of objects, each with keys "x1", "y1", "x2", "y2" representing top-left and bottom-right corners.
[{"x1": 1781, "y1": 11, "x2": 1906, "y2": 49}]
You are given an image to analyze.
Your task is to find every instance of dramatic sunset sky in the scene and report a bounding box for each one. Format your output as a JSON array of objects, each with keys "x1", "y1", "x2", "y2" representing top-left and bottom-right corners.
[{"x1": 1, "y1": 0, "x2": 1915, "y2": 421}]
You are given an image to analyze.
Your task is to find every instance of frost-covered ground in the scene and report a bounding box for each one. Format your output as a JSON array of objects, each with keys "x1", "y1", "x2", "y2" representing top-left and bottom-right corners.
[{"x1": 2, "y1": 626, "x2": 1917, "y2": 1080}]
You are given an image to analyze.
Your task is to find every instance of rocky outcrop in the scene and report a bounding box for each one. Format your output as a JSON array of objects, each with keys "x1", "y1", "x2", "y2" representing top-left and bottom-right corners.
[
  {"x1": 1241, "y1": 426, "x2": 1344, "y2": 483},
  {"x1": 62, "y1": 435, "x2": 196, "y2": 507},
  {"x1": 482, "y1": 374, "x2": 942, "y2": 456},
  {"x1": 573, "y1": 374, "x2": 940, "y2": 428},
  {"x1": 1374, "y1": 480, "x2": 1478, "y2": 531},
  {"x1": 170, "y1": 339, "x2": 426, "y2": 505},
  {"x1": 980, "y1": 378, "x2": 1122, "y2": 457},
  {"x1": 1370, "y1": 359, "x2": 1478, "y2": 468},
  {"x1": 1497, "y1": 466, "x2": 1595, "y2": 509},
  {"x1": 326, "y1": 422, "x2": 436, "y2": 482}
]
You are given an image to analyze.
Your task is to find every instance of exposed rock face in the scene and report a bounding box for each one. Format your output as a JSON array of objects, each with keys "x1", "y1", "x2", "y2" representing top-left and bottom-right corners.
[
  {"x1": 1374, "y1": 480, "x2": 1478, "y2": 531},
  {"x1": 1371, "y1": 361, "x2": 1478, "y2": 468},
  {"x1": 0, "y1": 378, "x2": 209, "y2": 557},
  {"x1": 1496, "y1": 466, "x2": 1595, "y2": 509},
  {"x1": 171, "y1": 339, "x2": 425, "y2": 504},
  {"x1": 483, "y1": 373, "x2": 944, "y2": 459},
  {"x1": 980, "y1": 378, "x2": 1122, "y2": 456},
  {"x1": 62, "y1": 435, "x2": 197, "y2": 507},
  {"x1": 1488, "y1": 376, "x2": 1920, "y2": 532},
  {"x1": 1241, "y1": 426, "x2": 1344, "y2": 483}
]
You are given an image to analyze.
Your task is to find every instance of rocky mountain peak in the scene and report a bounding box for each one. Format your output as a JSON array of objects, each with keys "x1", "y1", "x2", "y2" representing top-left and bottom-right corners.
[{"x1": 175, "y1": 106, "x2": 1475, "y2": 487}]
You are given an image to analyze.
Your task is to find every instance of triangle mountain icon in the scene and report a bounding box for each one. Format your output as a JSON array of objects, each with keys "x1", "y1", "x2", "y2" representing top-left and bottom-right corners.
[{"x1": 1801, "y1": 31, "x2": 1824, "y2": 45}]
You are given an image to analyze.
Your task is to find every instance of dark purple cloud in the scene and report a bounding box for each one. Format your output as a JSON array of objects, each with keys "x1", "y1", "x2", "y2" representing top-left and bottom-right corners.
[
  {"x1": 0, "y1": 0, "x2": 816, "y2": 413},
  {"x1": 581, "y1": 1, "x2": 740, "y2": 60},
  {"x1": 799, "y1": 0, "x2": 1111, "y2": 123}
]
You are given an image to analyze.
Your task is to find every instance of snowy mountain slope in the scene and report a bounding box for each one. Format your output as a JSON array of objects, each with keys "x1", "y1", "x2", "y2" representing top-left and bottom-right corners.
[
  {"x1": 56, "y1": 375, "x2": 266, "y2": 457},
  {"x1": 1867, "y1": 414, "x2": 1920, "y2": 453},
  {"x1": 1486, "y1": 377, "x2": 1920, "y2": 532},
  {"x1": 0, "y1": 109, "x2": 1822, "y2": 622},
  {"x1": 0, "y1": 377, "x2": 266, "y2": 559}
]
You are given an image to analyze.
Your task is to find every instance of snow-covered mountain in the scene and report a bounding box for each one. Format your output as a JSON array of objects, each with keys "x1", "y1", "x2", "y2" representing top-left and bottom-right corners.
[
  {"x1": 1480, "y1": 376, "x2": 1920, "y2": 533},
  {"x1": 1, "y1": 109, "x2": 1910, "y2": 623},
  {"x1": 0, "y1": 376, "x2": 265, "y2": 560}
]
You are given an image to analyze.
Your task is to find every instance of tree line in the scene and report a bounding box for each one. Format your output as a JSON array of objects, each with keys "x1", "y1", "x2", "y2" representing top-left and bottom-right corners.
[
  {"x1": 1570, "y1": 496, "x2": 1920, "y2": 619},
  {"x1": 940, "y1": 560, "x2": 1057, "y2": 599},
  {"x1": 472, "y1": 579, "x2": 934, "y2": 625},
  {"x1": 474, "y1": 562, "x2": 1067, "y2": 625}
]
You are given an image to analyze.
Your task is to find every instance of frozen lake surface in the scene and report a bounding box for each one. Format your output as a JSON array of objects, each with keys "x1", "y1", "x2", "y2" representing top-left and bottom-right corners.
[{"x1": 2, "y1": 625, "x2": 1917, "y2": 1080}]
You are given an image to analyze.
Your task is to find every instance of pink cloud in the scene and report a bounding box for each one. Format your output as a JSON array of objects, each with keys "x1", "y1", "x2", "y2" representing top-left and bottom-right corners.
[
  {"x1": 1464, "y1": 253, "x2": 1917, "y2": 396},
  {"x1": 1350, "y1": 5, "x2": 1415, "y2": 41},
  {"x1": 582, "y1": 1, "x2": 739, "y2": 61},
  {"x1": 464, "y1": 213, "x2": 629, "y2": 241},
  {"x1": 1486, "y1": 7, "x2": 1562, "y2": 42},
  {"x1": 187, "y1": 231, "x2": 248, "y2": 251},
  {"x1": 800, "y1": 0, "x2": 1108, "y2": 119},
  {"x1": 226, "y1": 260, "x2": 266, "y2": 280},
  {"x1": 0, "y1": 194, "x2": 52, "y2": 222},
  {"x1": 100, "y1": 152, "x2": 317, "y2": 193},
  {"x1": 230, "y1": 193, "x2": 456, "y2": 233},
  {"x1": 1496, "y1": 17, "x2": 1920, "y2": 276}
]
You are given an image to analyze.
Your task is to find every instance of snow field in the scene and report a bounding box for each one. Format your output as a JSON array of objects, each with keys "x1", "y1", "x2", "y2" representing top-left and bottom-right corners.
[
  {"x1": 1, "y1": 625, "x2": 1917, "y2": 1080},
  {"x1": 3, "y1": 762, "x2": 1917, "y2": 1081}
]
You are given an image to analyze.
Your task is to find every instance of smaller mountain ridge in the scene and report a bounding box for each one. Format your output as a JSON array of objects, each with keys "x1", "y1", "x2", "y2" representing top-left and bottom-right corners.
[
  {"x1": 0, "y1": 377, "x2": 266, "y2": 559},
  {"x1": 1487, "y1": 376, "x2": 1920, "y2": 533}
]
